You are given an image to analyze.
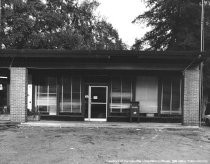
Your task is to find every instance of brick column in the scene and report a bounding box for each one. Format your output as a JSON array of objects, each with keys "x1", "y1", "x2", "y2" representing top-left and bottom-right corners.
[
  {"x1": 183, "y1": 65, "x2": 200, "y2": 126},
  {"x1": 10, "y1": 67, "x2": 28, "y2": 122}
]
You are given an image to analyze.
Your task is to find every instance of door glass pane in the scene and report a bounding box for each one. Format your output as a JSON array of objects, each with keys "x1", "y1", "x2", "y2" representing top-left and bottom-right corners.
[
  {"x1": 91, "y1": 87, "x2": 106, "y2": 103},
  {"x1": 90, "y1": 87, "x2": 107, "y2": 119},
  {"x1": 91, "y1": 104, "x2": 106, "y2": 118},
  {"x1": 162, "y1": 79, "x2": 171, "y2": 111},
  {"x1": 172, "y1": 79, "x2": 181, "y2": 111}
]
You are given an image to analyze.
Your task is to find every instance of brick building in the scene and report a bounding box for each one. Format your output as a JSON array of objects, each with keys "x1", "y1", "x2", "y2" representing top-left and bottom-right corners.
[{"x1": 0, "y1": 50, "x2": 204, "y2": 126}]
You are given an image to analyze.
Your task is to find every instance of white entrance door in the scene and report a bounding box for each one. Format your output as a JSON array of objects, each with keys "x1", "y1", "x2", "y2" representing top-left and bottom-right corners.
[{"x1": 85, "y1": 86, "x2": 108, "y2": 121}]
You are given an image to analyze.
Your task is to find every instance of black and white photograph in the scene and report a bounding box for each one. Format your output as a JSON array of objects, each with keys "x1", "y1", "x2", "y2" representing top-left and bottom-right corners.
[{"x1": 0, "y1": 0, "x2": 210, "y2": 163}]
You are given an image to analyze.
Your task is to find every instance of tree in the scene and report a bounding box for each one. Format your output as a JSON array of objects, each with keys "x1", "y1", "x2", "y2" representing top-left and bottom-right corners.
[
  {"x1": 1, "y1": 0, "x2": 126, "y2": 50},
  {"x1": 94, "y1": 20, "x2": 126, "y2": 50},
  {"x1": 132, "y1": 0, "x2": 210, "y2": 51},
  {"x1": 133, "y1": 0, "x2": 210, "y2": 115}
]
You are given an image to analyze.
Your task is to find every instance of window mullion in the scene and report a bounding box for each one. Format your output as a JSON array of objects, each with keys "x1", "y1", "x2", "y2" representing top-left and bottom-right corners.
[
  {"x1": 131, "y1": 79, "x2": 132, "y2": 101},
  {"x1": 161, "y1": 82, "x2": 163, "y2": 113},
  {"x1": 179, "y1": 79, "x2": 182, "y2": 113},
  {"x1": 61, "y1": 77, "x2": 63, "y2": 112},
  {"x1": 35, "y1": 85, "x2": 40, "y2": 109},
  {"x1": 47, "y1": 82, "x2": 49, "y2": 113},
  {"x1": 170, "y1": 80, "x2": 173, "y2": 114},
  {"x1": 121, "y1": 79, "x2": 122, "y2": 113},
  {"x1": 111, "y1": 80, "x2": 112, "y2": 113},
  {"x1": 71, "y1": 77, "x2": 72, "y2": 113},
  {"x1": 80, "y1": 77, "x2": 81, "y2": 113}
]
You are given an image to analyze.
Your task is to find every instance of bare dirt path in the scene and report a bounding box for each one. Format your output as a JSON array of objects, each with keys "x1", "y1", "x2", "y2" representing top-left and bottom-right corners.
[{"x1": 0, "y1": 126, "x2": 210, "y2": 164}]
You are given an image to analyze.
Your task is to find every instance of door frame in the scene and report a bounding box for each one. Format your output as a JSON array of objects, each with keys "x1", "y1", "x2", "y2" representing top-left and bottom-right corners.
[{"x1": 85, "y1": 85, "x2": 108, "y2": 121}]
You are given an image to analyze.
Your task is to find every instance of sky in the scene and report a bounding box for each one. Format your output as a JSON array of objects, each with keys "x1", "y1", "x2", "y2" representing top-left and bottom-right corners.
[{"x1": 96, "y1": 0, "x2": 149, "y2": 48}]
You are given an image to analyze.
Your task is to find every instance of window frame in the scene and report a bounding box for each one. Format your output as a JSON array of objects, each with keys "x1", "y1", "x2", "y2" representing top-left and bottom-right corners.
[
  {"x1": 160, "y1": 77, "x2": 182, "y2": 115},
  {"x1": 36, "y1": 76, "x2": 57, "y2": 114},
  {"x1": 60, "y1": 76, "x2": 82, "y2": 113},
  {"x1": 110, "y1": 77, "x2": 133, "y2": 113}
]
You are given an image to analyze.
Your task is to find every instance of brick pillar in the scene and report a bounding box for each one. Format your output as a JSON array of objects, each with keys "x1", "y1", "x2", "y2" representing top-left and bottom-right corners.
[
  {"x1": 183, "y1": 65, "x2": 200, "y2": 126},
  {"x1": 10, "y1": 67, "x2": 28, "y2": 122}
]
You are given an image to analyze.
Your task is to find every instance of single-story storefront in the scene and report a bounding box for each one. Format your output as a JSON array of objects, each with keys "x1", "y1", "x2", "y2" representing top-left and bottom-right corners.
[{"x1": 0, "y1": 50, "x2": 204, "y2": 125}]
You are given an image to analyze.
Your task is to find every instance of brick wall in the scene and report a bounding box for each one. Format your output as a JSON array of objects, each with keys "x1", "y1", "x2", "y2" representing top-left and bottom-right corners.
[
  {"x1": 10, "y1": 67, "x2": 28, "y2": 122},
  {"x1": 183, "y1": 65, "x2": 200, "y2": 126}
]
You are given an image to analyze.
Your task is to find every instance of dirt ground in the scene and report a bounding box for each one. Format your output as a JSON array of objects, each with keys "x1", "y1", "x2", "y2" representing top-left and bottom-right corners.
[{"x1": 0, "y1": 125, "x2": 210, "y2": 164}]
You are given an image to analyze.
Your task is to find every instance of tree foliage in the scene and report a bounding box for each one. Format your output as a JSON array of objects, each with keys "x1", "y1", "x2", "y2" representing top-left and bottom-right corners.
[
  {"x1": 132, "y1": 0, "x2": 210, "y2": 51},
  {"x1": 1, "y1": 0, "x2": 126, "y2": 50}
]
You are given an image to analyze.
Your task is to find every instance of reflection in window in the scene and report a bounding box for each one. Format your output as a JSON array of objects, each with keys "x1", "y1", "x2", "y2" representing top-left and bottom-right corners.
[
  {"x1": 161, "y1": 78, "x2": 182, "y2": 114},
  {"x1": 0, "y1": 78, "x2": 9, "y2": 115},
  {"x1": 36, "y1": 77, "x2": 57, "y2": 115},
  {"x1": 60, "y1": 76, "x2": 82, "y2": 113},
  {"x1": 110, "y1": 77, "x2": 132, "y2": 113}
]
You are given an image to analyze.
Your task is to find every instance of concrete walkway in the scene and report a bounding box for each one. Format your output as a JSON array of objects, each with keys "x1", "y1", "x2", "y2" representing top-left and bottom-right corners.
[{"x1": 20, "y1": 121, "x2": 199, "y2": 129}]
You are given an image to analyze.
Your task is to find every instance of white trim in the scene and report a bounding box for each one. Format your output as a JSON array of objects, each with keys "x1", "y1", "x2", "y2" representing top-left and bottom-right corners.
[
  {"x1": 86, "y1": 86, "x2": 108, "y2": 121},
  {"x1": 87, "y1": 86, "x2": 91, "y2": 121},
  {"x1": 85, "y1": 118, "x2": 106, "y2": 122},
  {"x1": 91, "y1": 102, "x2": 107, "y2": 105},
  {"x1": 161, "y1": 111, "x2": 182, "y2": 114}
]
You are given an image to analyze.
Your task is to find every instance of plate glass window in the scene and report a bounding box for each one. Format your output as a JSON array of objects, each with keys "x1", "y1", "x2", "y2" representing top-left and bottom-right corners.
[
  {"x1": 161, "y1": 78, "x2": 182, "y2": 114},
  {"x1": 60, "y1": 76, "x2": 82, "y2": 113},
  {"x1": 110, "y1": 77, "x2": 133, "y2": 113}
]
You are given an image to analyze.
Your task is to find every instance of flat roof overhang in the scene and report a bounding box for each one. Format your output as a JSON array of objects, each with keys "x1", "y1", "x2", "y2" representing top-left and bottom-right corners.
[{"x1": 0, "y1": 49, "x2": 206, "y2": 71}]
